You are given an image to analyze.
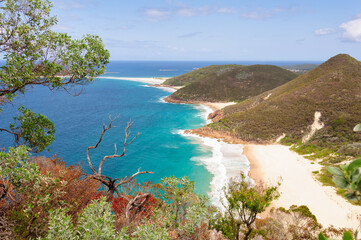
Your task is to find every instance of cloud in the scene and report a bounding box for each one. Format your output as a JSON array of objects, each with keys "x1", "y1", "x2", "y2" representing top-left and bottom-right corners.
[
  {"x1": 217, "y1": 7, "x2": 237, "y2": 14},
  {"x1": 178, "y1": 32, "x2": 202, "y2": 38},
  {"x1": 141, "y1": 5, "x2": 236, "y2": 22},
  {"x1": 340, "y1": 16, "x2": 361, "y2": 42},
  {"x1": 175, "y1": 6, "x2": 212, "y2": 17},
  {"x1": 142, "y1": 8, "x2": 171, "y2": 22},
  {"x1": 241, "y1": 7, "x2": 299, "y2": 20},
  {"x1": 314, "y1": 28, "x2": 335, "y2": 36}
]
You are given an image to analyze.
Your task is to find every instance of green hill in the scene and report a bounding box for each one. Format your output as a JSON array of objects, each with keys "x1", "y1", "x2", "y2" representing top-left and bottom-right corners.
[
  {"x1": 163, "y1": 65, "x2": 240, "y2": 86},
  {"x1": 164, "y1": 65, "x2": 298, "y2": 102},
  {"x1": 206, "y1": 54, "x2": 361, "y2": 157}
]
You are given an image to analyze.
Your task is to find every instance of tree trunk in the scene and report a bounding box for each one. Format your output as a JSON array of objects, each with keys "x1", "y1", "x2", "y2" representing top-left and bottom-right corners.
[
  {"x1": 244, "y1": 225, "x2": 252, "y2": 240},
  {"x1": 236, "y1": 223, "x2": 240, "y2": 240}
]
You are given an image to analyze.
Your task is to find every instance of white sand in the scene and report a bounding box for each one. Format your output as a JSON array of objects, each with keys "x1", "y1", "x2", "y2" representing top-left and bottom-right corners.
[
  {"x1": 202, "y1": 102, "x2": 236, "y2": 111},
  {"x1": 97, "y1": 76, "x2": 169, "y2": 84},
  {"x1": 245, "y1": 144, "x2": 361, "y2": 229}
]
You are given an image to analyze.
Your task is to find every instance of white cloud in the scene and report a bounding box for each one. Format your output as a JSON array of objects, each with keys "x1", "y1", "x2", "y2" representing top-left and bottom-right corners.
[
  {"x1": 176, "y1": 6, "x2": 212, "y2": 17},
  {"x1": 241, "y1": 7, "x2": 299, "y2": 20},
  {"x1": 142, "y1": 5, "x2": 236, "y2": 22},
  {"x1": 143, "y1": 8, "x2": 171, "y2": 22},
  {"x1": 340, "y1": 16, "x2": 361, "y2": 42},
  {"x1": 314, "y1": 28, "x2": 335, "y2": 36}
]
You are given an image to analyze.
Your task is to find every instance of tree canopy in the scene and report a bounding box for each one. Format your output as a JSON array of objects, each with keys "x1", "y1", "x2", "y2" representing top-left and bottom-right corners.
[
  {"x1": 0, "y1": 0, "x2": 110, "y2": 104},
  {"x1": 0, "y1": 0, "x2": 110, "y2": 152}
]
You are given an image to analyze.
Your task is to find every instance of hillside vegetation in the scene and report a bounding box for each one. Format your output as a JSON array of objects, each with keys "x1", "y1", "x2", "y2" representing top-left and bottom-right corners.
[
  {"x1": 164, "y1": 64, "x2": 298, "y2": 102},
  {"x1": 207, "y1": 54, "x2": 361, "y2": 158}
]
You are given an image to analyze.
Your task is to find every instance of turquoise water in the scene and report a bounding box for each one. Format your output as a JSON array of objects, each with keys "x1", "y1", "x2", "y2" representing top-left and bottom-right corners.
[
  {"x1": 0, "y1": 77, "x2": 214, "y2": 194},
  {"x1": 0, "y1": 61, "x2": 316, "y2": 195}
]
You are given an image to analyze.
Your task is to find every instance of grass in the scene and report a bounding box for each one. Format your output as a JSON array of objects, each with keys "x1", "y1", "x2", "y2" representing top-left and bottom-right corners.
[{"x1": 317, "y1": 167, "x2": 335, "y2": 187}]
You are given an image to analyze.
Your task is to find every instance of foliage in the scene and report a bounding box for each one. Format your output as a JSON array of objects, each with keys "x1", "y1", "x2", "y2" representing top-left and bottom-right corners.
[
  {"x1": 318, "y1": 231, "x2": 356, "y2": 240},
  {"x1": 33, "y1": 156, "x2": 100, "y2": 218},
  {"x1": 164, "y1": 64, "x2": 297, "y2": 102},
  {"x1": 0, "y1": 0, "x2": 110, "y2": 105},
  {"x1": 133, "y1": 223, "x2": 170, "y2": 240},
  {"x1": 259, "y1": 206, "x2": 322, "y2": 239},
  {"x1": 0, "y1": 148, "x2": 99, "y2": 239},
  {"x1": 8, "y1": 106, "x2": 55, "y2": 152},
  {"x1": 43, "y1": 197, "x2": 129, "y2": 240},
  {"x1": 0, "y1": 146, "x2": 38, "y2": 192},
  {"x1": 327, "y1": 158, "x2": 361, "y2": 202},
  {"x1": 0, "y1": 0, "x2": 109, "y2": 153},
  {"x1": 40, "y1": 177, "x2": 213, "y2": 240},
  {"x1": 213, "y1": 174, "x2": 279, "y2": 240},
  {"x1": 44, "y1": 208, "x2": 76, "y2": 240},
  {"x1": 0, "y1": 147, "x2": 67, "y2": 238},
  {"x1": 92, "y1": 191, "x2": 157, "y2": 226},
  {"x1": 151, "y1": 176, "x2": 213, "y2": 239}
]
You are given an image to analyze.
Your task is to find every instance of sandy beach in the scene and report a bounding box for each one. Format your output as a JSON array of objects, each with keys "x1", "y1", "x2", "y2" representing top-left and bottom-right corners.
[
  {"x1": 97, "y1": 76, "x2": 169, "y2": 84},
  {"x1": 201, "y1": 102, "x2": 236, "y2": 111},
  {"x1": 244, "y1": 144, "x2": 361, "y2": 229}
]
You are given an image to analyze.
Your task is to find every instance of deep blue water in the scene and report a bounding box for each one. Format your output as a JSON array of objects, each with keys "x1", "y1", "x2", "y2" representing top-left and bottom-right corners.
[
  {"x1": 103, "y1": 60, "x2": 321, "y2": 78},
  {"x1": 0, "y1": 60, "x2": 318, "y2": 195}
]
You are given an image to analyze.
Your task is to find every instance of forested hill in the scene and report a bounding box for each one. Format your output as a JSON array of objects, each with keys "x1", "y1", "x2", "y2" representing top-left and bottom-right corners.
[
  {"x1": 204, "y1": 54, "x2": 361, "y2": 156},
  {"x1": 164, "y1": 64, "x2": 298, "y2": 102}
]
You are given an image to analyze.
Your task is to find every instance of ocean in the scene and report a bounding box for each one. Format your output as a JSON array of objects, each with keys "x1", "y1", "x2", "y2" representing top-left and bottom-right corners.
[{"x1": 0, "y1": 60, "x2": 314, "y2": 201}]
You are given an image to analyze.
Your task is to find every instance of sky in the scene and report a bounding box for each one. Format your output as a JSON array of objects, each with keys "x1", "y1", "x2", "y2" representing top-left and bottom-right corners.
[{"x1": 51, "y1": 0, "x2": 361, "y2": 61}]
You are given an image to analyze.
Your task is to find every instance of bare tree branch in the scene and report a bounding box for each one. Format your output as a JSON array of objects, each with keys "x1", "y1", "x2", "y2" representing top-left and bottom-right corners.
[
  {"x1": 0, "y1": 128, "x2": 21, "y2": 147},
  {"x1": 115, "y1": 169, "x2": 154, "y2": 189},
  {"x1": 85, "y1": 117, "x2": 152, "y2": 204},
  {"x1": 125, "y1": 193, "x2": 150, "y2": 223},
  {"x1": 86, "y1": 115, "x2": 118, "y2": 174}
]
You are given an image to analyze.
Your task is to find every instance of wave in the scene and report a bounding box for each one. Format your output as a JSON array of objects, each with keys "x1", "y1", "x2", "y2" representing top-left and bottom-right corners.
[
  {"x1": 191, "y1": 104, "x2": 213, "y2": 124},
  {"x1": 156, "y1": 86, "x2": 176, "y2": 93},
  {"x1": 178, "y1": 130, "x2": 250, "y2": 209}
]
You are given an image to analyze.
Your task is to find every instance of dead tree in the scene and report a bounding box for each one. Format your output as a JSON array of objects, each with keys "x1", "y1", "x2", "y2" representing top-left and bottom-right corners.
[{"x1": 86, "y1": 116, "x2": 153, "y2": 203}]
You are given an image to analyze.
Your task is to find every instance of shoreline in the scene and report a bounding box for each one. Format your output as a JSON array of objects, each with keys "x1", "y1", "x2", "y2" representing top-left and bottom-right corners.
[
  {"x1": 243, "y1": 144, "x2": 361, "y2": 229},
  {"x1": 178, "y1": 103, "x2": 250, "y2": 209},
  {"x1": 97, "y1": 76, "x2": 169, "y2": 85},
  {"x1": 104, "y1": 76, "x2": 361, "y2": 230}
]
